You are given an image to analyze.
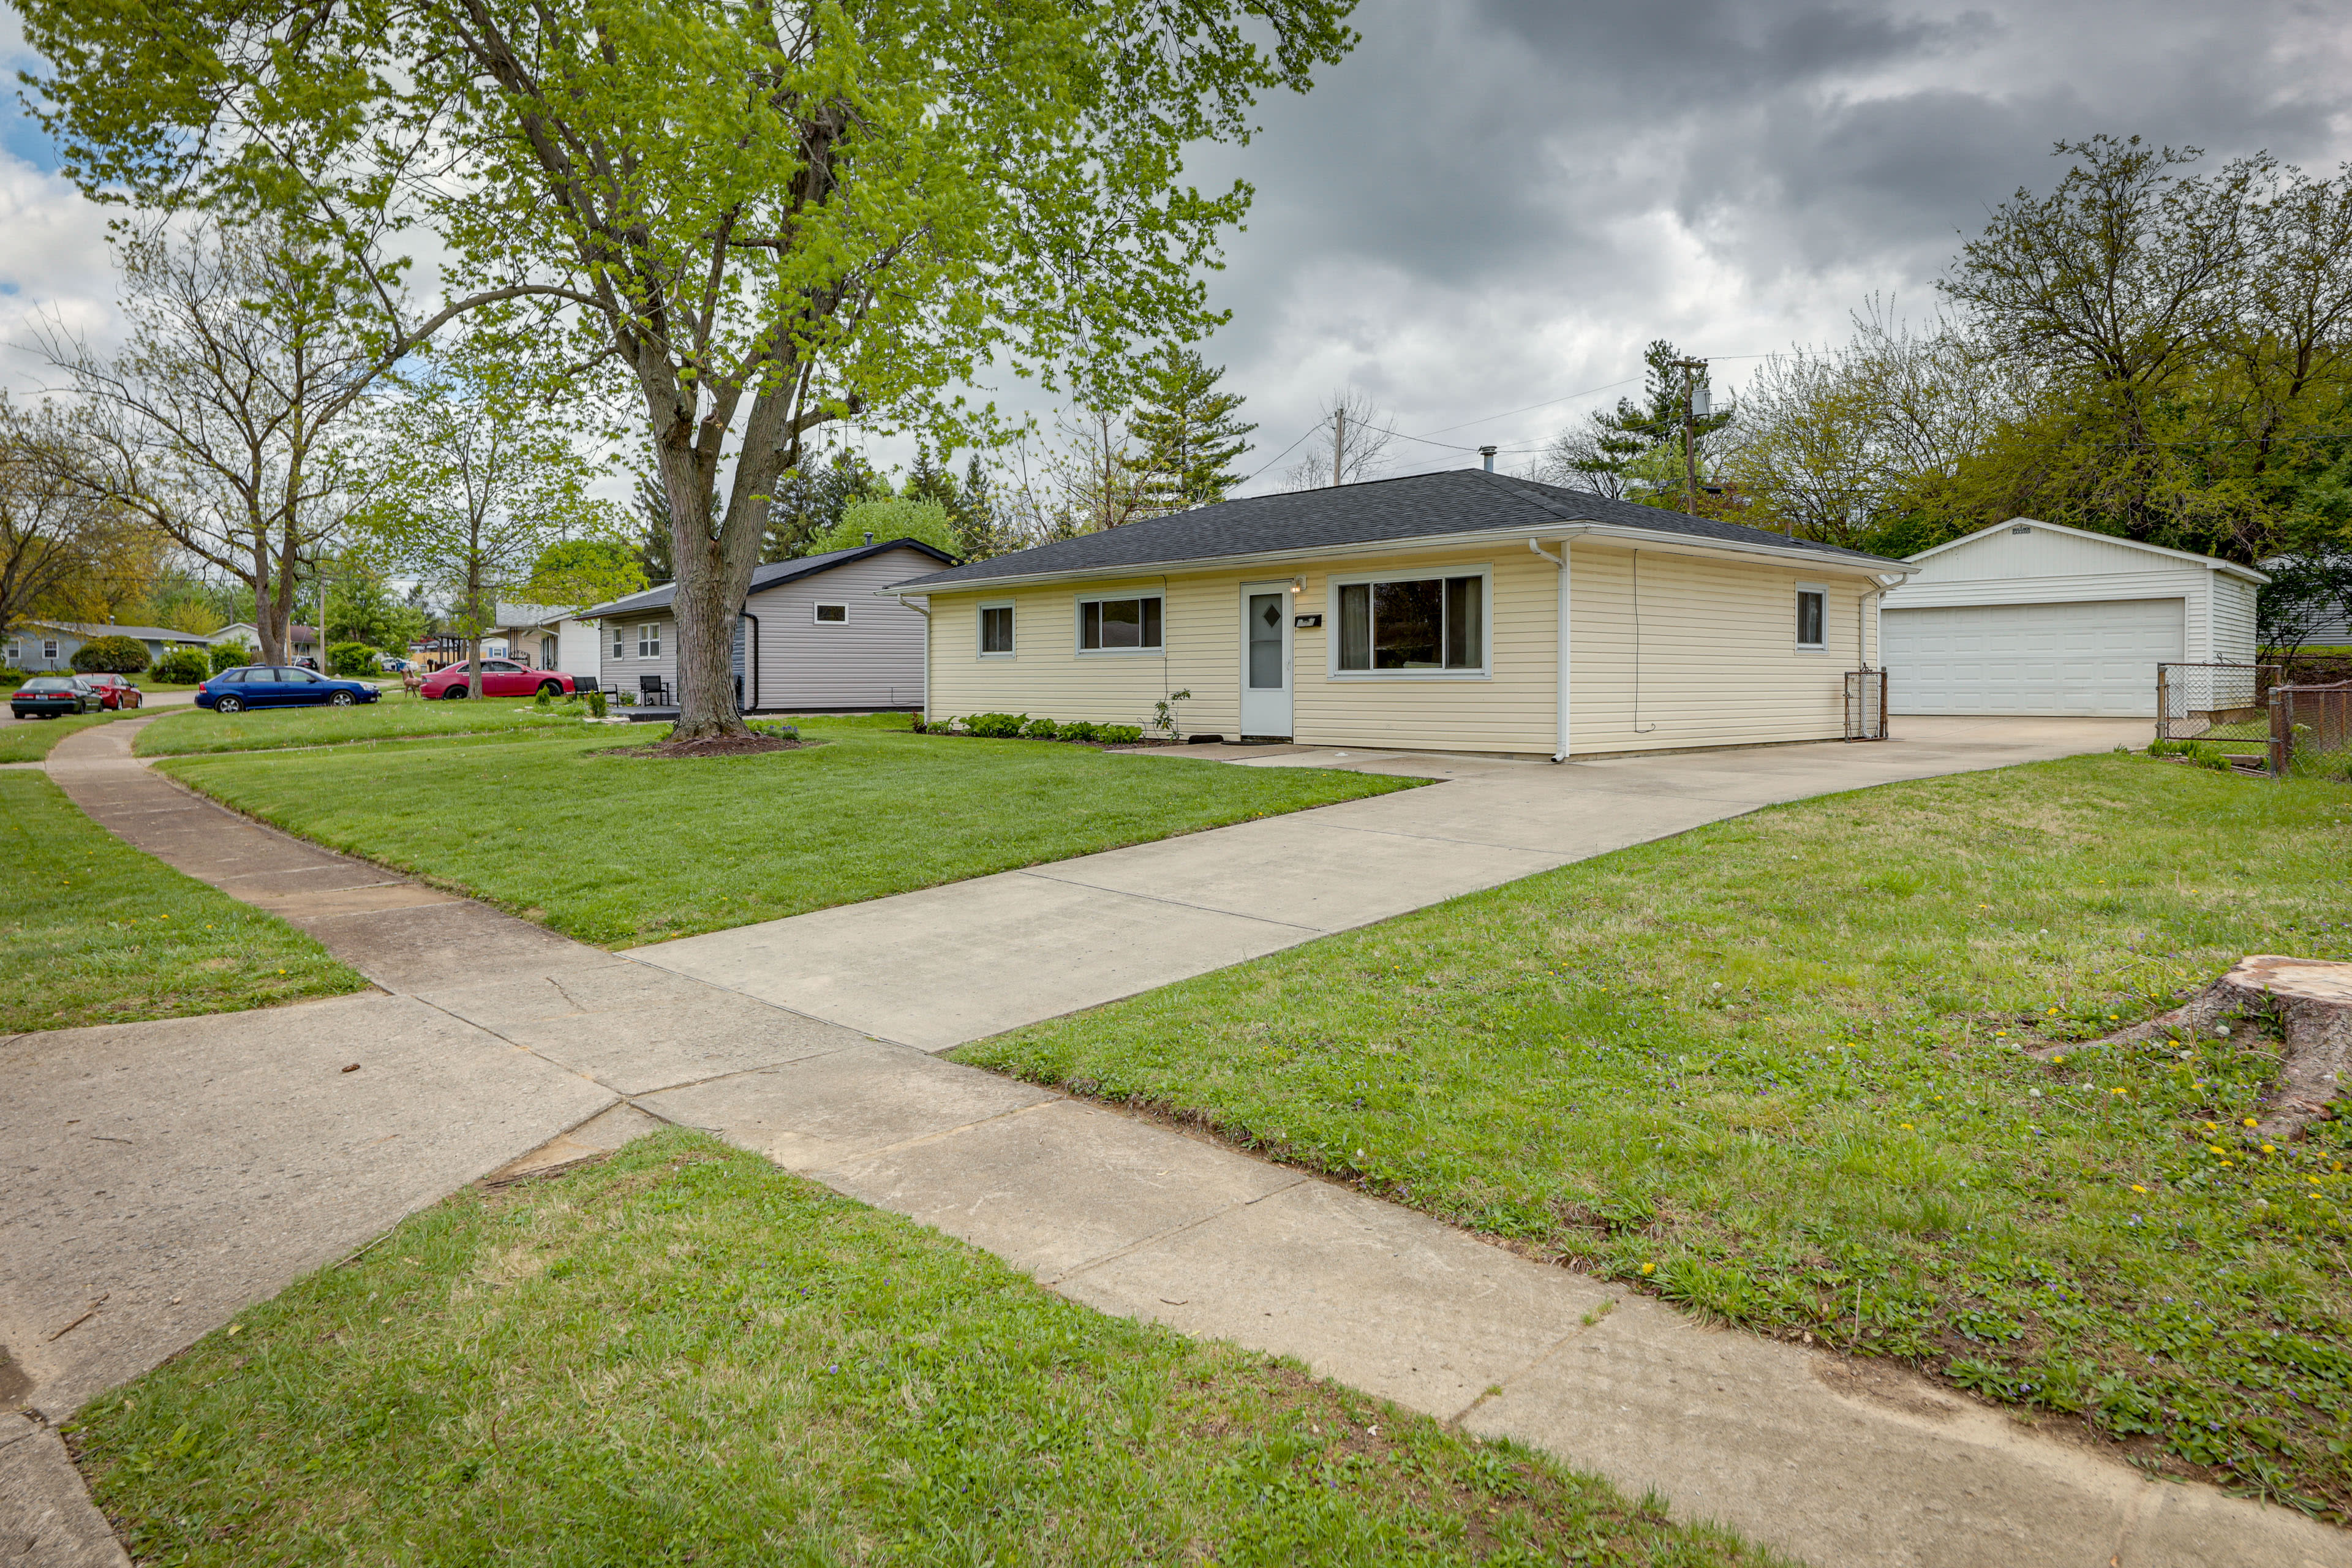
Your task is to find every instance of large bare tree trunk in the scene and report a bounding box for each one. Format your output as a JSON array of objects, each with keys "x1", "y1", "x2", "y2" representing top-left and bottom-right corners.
[{"x1": 2030, "y1": 956, "x2": 2352, "y2": 1138}]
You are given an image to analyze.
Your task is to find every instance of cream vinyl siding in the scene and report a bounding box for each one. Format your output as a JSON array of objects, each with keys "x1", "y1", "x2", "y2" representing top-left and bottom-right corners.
[
  {"x1": 1565, "y1": 545, "x2": 1858, "y2": 755},
  {"x1": 748, "y1": 547, "x2": 932, "y2": 710},
  {"x1": 922, "y1": 541, "x2": 1882, "y2": 756},
  {"x1": 927, "y1": 573, "x2": 1237, "y2": 734}
]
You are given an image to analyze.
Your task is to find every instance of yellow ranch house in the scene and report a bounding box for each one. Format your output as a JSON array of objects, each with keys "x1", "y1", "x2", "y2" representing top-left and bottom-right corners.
[{"x1": 888, "y1": 469, "x2": 1917, "y2": 759}]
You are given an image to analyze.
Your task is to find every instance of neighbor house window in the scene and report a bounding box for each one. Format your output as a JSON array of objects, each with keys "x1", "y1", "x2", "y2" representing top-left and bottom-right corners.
[
  {"x1": 611, "y1": 623, "x2": 625, "y2": 658},
  {"x1": 813, "y1": 603, "x2": 848, "y2": 624},
  {"x1": 638, "y1": 623, "x2": 662, "y2": 658},
  {"x1": 979, "y1": 602, "x2": 1015, "y2": 656},
  {"x1": 1334, "y1": 572, "x2": 1486, "y2": 674},
  {"x1": 43, "y1": 639, "x2": 59, "y2": 662},
  {"x1": 3, "y1": 639, "x2": 17, "y2": 663},
  {"x1": 1795, "y1": 586, "x2": 1826, "y2": 650},
  {"x1": 1077, "y1": 594, "x2": 1162, "y2": 652}
]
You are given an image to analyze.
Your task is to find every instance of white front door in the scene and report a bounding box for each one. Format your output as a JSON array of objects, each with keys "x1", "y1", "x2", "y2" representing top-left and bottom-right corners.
[{"x1": 1238, "y1": 582, "x2": 1293, "y2": 738}]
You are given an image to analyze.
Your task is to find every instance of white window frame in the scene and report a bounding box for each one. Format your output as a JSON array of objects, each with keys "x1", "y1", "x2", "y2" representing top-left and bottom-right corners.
[
  {"x1": 43, "y1": 639, "x2": 59, "y2": 662},
  {"x1": 1072, "y1": 590, "x2": 1164, "y2": 655},
  {"x1": 610, "y1": 622, "x2": 626, "y2": 659},
  {"x1": 812, "y1": 601, "x2": 849, "y2": 625},
  {"x1": 1325, "y1": 565, "x2": 1494, "y2": 680},
  {"x1": 637, "y1": 622, "x2": 662, "y2": 659},
  {"x1": 1794, "y1": 582, "x2": 1828, "y2": 652},
  {"x1": 977, "y1": 600, "x2": 1016, "y2": 658},
  {"x1": 4, "y1": 639, "x2": 18, "y2": 663}
]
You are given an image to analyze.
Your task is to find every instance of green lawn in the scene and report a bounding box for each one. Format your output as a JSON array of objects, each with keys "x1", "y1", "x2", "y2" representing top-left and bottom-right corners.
[
  {"x1": 0, "y1": 707, "x2": 141, "y2": 763},
  {"x1": 70, "y1": 1131, "x2": 1781, "y2": 1567},
  {"x1": 960, "y1": 754, "x2": 2352, "y2": 1518},
  {"x1": 137, "y1": 689, "x2": 601, "y2": 756},
  {"x1": 154, "y1": 718, "x2": 1420, "y2": 945},
  {"x1": 0, "y1": 772, "x2": 368, "y2": 1033}
]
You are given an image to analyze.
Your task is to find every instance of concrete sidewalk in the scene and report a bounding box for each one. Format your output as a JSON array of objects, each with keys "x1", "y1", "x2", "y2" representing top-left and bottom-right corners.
[
  {"x1": 10, "y1": 714, "x2": 2342, "y2": 1567},
  {"x1": 639, "y1": 716, "x2": 2151, "y2": 1050}
]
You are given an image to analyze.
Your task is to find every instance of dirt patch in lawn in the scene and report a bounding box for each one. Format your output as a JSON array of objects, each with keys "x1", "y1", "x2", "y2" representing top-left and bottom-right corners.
[{"x1": 595, "y1": 735, "x2": 820, "y2": 760}]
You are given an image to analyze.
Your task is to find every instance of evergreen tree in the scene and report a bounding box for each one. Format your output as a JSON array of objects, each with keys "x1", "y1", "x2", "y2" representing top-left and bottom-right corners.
[
  {"x1": 1539, "y1": 341, "x2": 1733, "y2": 507},
  {"x1": 1131, "y1": 348, "x2": 1255, "y2": 510},
  {"x1": 634, "y1": 475, "x2": 676, "y2": 585},
  {"x1": 771, "y1": 450, "x2": 888, "y2": 559}
]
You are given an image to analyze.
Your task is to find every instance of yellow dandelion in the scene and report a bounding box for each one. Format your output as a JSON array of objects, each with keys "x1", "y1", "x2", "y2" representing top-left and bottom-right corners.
[
  {"x1": 2112, "y1": 1088, "x2": 2127, "y2": 1096},
  {"x1": 2243, "y1": 1118, "x2": 2258, "y2": 1128},
  {"x1": 2261, "y1": 1144, "x2": 2275, "y2": 1153},
  {"x1": 2130, "y1": 1184, "x2": 2147, "y2": 1193},
  {"x1": 1900, "y1": 1122, "x2": 1914, "y2": 1130},
  {"x1": 1639, "y1": 1262, "x2": 1655, "y2": 1276},
  {"x1": 2222, "y1": 1160, "x2": 2235, "y2": 1168}
]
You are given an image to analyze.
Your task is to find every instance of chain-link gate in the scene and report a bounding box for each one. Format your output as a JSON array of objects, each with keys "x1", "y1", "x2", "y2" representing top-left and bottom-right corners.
[
  {"x1": 1844, "y1": 668, "x2": 1888, "y2": 741},
  {"x1": 2269, "y1": 680, "x2": 2352, "y2": 776},
  {"x1": 2157, "y1": 663, "x2": 2276, "y2": 744}
]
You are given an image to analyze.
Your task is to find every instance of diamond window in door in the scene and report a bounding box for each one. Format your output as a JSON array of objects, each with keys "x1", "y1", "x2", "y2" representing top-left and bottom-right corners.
[{"x1": 1248, "y1": 592, "x2": 1284, "y2": 688}]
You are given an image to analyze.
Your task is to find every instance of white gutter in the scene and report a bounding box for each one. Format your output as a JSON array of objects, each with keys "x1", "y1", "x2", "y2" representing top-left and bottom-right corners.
[
  {"x1": 1528, "y1": 533, "x2": 1588, "y2": 761},
  {"x1": 889, "y1": 521, "x2": 1917, "y2": 597}
]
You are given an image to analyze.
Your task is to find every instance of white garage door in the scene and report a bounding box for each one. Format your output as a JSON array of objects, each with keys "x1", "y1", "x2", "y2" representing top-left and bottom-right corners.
[{"x1": 1883, "y1": 598, "x2": 2184, "y2": 717}]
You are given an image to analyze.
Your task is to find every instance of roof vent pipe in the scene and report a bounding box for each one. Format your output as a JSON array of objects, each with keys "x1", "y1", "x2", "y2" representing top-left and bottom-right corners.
[
  {"x1": 863, "y1": 530, "x2": 874, "y2": 545},
  {"x1": 1479, "y1": 445, "x2": 1497, "y2": 472}
]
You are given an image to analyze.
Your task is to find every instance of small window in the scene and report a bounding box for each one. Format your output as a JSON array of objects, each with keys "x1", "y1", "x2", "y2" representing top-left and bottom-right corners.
[
  {"x1": 43, "y1": 639, "x2": 59, "y2": 660},
  {"x1": 611, "y1": 624, "x2": 625, "y2": 659},
  {"x1": 1795, "y1": 586, "x2": 1826, "y2": 650},
  {"x1": 813, "y1": 603, "x2": 848, "y2": 625},
  {"x1": 1077, "y1": 594, "x2": 1163, "y2": 652},
  {"x1": 638, "y1": 623, "x2": 662, "y2": 658},
  {"x1": 1335, "y1": 574, "x2": 1485, "y2": 673},
  {"x1": 979, "y1": 603, "x2": 1015, "y2": 656}
]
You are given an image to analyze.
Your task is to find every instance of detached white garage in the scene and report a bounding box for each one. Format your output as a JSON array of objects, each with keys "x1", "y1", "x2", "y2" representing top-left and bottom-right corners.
[{"x1": 1880, "y1": 519, "x2": 2268, "y2": 717}]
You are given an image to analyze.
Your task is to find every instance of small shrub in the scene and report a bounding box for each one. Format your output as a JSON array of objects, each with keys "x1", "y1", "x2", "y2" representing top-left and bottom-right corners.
[
  {"x1": 1059, "y1": 719, "x2": 1099, "y2": 743},
  {"x1": 327, "y1": 641, "x2": 379, "y2": 677},
  {"x1": 586, "y1": 688, "x2": 608, "y2": 718},
  {"x1": 965, "y1": 712, "x2": 1027, "y2": 738},
  {"x1": 0, "y1": 667, "x2": 27, "y2": 688},
  {"x1": 209, "y1": 642, "x2": 254, "y2": 675},
  {"x1": 1096, "y1": 723, "x2": 1144, "y2": 745},
  {"x1": 1021, "y1": 716, "x2": 1060, "y2": 740},
  {"x1": 71, "y1": 635, "x2": 149, "y2": 674},
  {"x1": 150, "y1": 647, "x2": 212, "y2": 684}
]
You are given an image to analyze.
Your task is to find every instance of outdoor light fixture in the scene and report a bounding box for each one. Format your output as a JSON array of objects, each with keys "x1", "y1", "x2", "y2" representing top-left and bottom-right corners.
[{"x1": 1290, "y1": 576, "x2": 1305, "y2": 595}]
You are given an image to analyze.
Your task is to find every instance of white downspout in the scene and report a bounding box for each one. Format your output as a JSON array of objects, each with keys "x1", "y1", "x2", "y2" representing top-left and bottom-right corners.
[{"x1": 1528, "y1": 537, "x2": 1577, "y2": 762}]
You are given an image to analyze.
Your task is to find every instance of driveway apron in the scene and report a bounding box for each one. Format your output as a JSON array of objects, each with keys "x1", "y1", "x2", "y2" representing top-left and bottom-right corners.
[{"x1": 7, "y1": 714, "x2": 2340, "y2": 1567}]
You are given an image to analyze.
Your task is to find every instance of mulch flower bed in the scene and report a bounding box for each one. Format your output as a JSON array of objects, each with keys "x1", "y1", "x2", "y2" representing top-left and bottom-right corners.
[{"x1": 597, "y1": 734, "x2": 815, "y2": 760}]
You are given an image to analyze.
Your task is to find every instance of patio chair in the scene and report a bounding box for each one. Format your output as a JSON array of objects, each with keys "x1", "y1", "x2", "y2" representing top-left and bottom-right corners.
[{"x1": 638, "y1": 674, "x2": 673, "y2": 706}]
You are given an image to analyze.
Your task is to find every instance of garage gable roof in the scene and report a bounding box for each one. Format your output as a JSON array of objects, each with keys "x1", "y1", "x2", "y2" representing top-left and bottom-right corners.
[
  {"x1": 581, "y1": 538, "x2": 957, "y2": 619},
  {"x1": 1906, "y1": 518, "x2": 2270, "y2": 584},
  {"x1": 886, "y1": 469, "x2": 1905, "y2": 592}
]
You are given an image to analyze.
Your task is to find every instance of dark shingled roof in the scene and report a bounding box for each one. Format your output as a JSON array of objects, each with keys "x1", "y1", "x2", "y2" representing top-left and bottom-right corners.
[
  {"x1": 581, "y1": 537, "x2": 957, "y2": 619},
  {"x1": 889, "y1": 469, "x2": 1902, "y2": 590}
]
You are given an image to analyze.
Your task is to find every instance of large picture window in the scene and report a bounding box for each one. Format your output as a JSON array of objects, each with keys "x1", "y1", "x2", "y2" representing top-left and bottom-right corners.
[
  {"x1": 1077, "y1": 594, "x2": 1163, "y2": 652},
  {"x1": 979, "y1": 603, "x2": 1015, "y2": 655},
  {"x1": 1335, "y1": 573, "x2": 1485, "y2": 673}
]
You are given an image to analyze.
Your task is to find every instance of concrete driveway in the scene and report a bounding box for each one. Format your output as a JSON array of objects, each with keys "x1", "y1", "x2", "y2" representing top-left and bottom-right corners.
[{"x1": 641, "y1": 715, "x2": 2150, "y2": 1050}]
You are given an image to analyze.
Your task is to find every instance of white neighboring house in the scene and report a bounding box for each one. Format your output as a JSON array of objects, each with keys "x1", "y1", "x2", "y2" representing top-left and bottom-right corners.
[
  {"x1": 1879, "y1": 519, "x2": 2271, "y2": 718},
  {"x1": 480, "y1": 603, "x2": 601, "y2": 678},
  {"x1": 583, "y1": 539, "x2": 954, "y2": 710}
]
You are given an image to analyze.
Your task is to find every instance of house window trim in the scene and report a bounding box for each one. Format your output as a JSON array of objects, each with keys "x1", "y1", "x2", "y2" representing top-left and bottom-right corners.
[
  {"x1": 812, "y1": 602, "x2": 849, "y2": 625},
  {"x1": 1072, "y1": 590, "x2": 1166, "y2": 656},
  {"x1": 636, "y1": 622, "x2": 662, "y2": 659},
  {"x1": 1794, "y1": 582, "x2": 1829, "y2": 652},
  {"x1": 978, "y1": 600, "x2": 1016, "y2": 658},
  {"x1": 1324, "y1": 564, "x2": 1495, "y2": 681}
]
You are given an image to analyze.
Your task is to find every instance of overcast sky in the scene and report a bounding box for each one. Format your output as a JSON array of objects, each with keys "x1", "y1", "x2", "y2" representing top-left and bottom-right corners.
[{"x1": 5, "y1": 0, "x2": 2350, "y2": 498}]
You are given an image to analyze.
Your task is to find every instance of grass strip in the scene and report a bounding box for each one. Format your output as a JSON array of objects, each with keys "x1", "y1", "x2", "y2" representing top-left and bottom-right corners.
[
  {"x1": 958, "y1": 753, "x2": 2352, "y2": 1518},
  {"x1": 155, "y1": 717, "x2": 1420, "y2": 945},
  {"x1": 136, "y1": 690, "x2": 598, "y2": 756},
  {"x1": 70, "y1": 1131, "x2": 1784, "y2": 1566},
  {"x1": 0, "y1": 708, "x2": 140, "y2": 764},
  {"x1": 0, "y1": 772, "x2": 368, "y2": 1033}
]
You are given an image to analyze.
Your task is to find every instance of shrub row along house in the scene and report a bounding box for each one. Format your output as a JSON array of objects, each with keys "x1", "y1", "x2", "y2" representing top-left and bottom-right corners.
[{"x1": 888, "y1": 469, "x2": 1913, "y2": 756}]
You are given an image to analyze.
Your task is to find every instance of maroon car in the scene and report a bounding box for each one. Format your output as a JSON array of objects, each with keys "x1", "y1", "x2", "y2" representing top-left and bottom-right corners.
[
  {"x1": 79, "y1": 673, "x2": 144, "y2": 710},
  {"x1": 419, "y1": 658, "x2": 581, "y2": 700}
]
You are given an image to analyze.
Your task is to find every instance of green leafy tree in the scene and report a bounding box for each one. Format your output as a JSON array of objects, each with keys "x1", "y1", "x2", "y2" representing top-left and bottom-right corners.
[
  {"x1": 150, "y1": 646, "x2": 211, "y2": 683},
  {"x1": 805, "y1": 499, "x2": 959, "y2": 557},
  {"x1": 325, "y1": 564, "x2": 429, "y2": 651},
  {"x1": 769, "y1": 450, "x2": 889, "y2": 561},
  {"x1": 326, "y1": 641, "x2": 379, "y2": 677},
  {"x1": 355, "y1": 363, "x2": 625, "y2": 697},
  {"x1": 18, "y1": 0, "x2": 1362, "y2": 742},
  {"x1": 1130, "y1": 349, "x2": 1255, "y2": 511},
  {"x1": 208, "y1": 641, "x2": 254, "y2": 674},
  {"x1": 528, "y1": 540, "x2": 649, "y2": 609},
  {"x1": 70, "y1": 633, "x2": 148, "y2": 673}
]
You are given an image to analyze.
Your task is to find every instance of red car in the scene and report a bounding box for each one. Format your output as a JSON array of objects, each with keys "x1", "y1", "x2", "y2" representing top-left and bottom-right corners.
[
  {"x1": 419, "y1": 659, "x2": 581, "y2": 701},
  {"x1": 80, "y1": 673, "x2": 144, "y2": 710}
]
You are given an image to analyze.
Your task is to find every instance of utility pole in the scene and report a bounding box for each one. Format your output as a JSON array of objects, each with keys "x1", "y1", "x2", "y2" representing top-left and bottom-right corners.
[
  {"x1": 1332, "y1": 404, "x2": 1346, "y2": 488},
  {"x1": 1670, "y1": 357, "x2": 1708, "y2": 517}
]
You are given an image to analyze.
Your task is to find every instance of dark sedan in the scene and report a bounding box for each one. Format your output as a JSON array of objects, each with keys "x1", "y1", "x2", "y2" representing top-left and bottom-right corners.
[
  {"x1": 10, "y1": 675, "x2": 96, "y2": 718},
  {"x1": 196, "y1": 665, "x2": 382, "y2": 714}
]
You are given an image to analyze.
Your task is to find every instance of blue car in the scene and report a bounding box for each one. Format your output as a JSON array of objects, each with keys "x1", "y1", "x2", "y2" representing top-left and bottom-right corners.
[{"x1": 196, "y1": 665, "x2": 382, "y2": 714}]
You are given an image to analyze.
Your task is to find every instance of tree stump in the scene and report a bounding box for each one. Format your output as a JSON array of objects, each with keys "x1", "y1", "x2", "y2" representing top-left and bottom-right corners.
[{"x1": 2027, "y1": 956, "x2": 2352, "y2": 1139}]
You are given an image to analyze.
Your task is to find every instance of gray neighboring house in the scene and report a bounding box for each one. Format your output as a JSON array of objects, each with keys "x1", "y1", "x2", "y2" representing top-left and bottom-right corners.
[
  {"x1": 581, "y1": 538, "x2": 954, "y2": 710},
  {"x1": 4, "y1": 621, "x2": 216, "y2": 671}
]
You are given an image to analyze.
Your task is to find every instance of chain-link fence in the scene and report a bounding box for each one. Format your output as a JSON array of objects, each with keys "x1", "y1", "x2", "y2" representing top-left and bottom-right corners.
[
  {"x1": 1844, "y1": 668, "x2": 1888, "y2": 741},
  {"x1": 2269, "y1": 680, "x2": 2352, "y2": 778},
  {"x1": 2157, "y1": 663, "x2": 2277, "y2": 744}
]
